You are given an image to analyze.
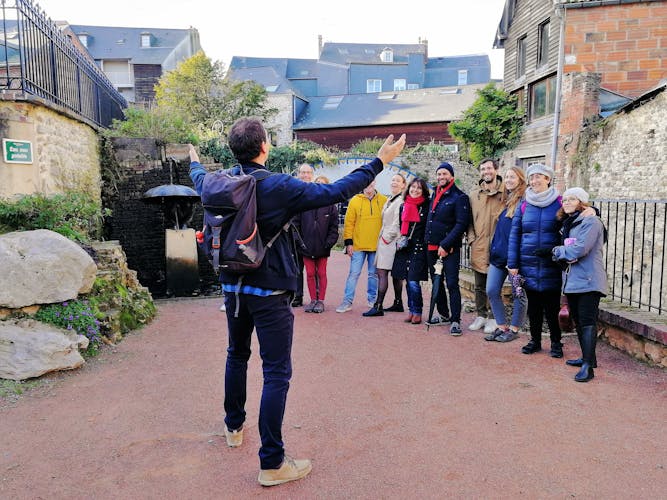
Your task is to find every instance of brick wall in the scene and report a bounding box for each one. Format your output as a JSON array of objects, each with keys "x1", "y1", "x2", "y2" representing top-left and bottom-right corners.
[
  {"x1": 555, "y1": 72, "x2": 601, "y2": 190},
  {"x1": 105, "y1": 138, "x2": 218, "y2": 297},
  {"x1": 563, "y1": 3, "x2": 667, "y2": 98}
]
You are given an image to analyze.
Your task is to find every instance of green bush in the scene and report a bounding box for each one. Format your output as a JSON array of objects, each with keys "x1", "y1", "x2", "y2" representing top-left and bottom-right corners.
[
  {"x1": 0, "y1": 192, "x2": 108, "y2": 242},
  {"x1": 35, "y1": 300, "x2": 103, "y2": 356},
  {"x1": 350, "y1": 137, "x2": 385, "y2": 156},
  {"x1": 104, "y1": 107, "x2": 199, "y2": 145}
]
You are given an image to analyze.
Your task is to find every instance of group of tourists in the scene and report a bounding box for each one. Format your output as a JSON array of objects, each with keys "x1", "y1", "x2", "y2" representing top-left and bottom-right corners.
[
  {"x1": 189, "y1": 119, "x2": 607, "y2": 487},
  {"x1": 293, "y1": 157, "x2": 608, "y2": 386}
]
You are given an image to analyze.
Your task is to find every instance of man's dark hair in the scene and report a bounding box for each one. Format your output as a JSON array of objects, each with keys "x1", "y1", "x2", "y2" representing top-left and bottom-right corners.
[
  {"x1": 479, "y1": 158, "x2": 498, "y2": 169},
  {"x1": 228, "y1": 117, "x2": 267, "y2": 163}
]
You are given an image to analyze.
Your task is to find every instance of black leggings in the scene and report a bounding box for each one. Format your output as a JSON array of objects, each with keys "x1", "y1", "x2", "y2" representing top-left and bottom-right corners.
[
  {"x1": 525, "y1": 288, "x2": 562, "y2": 343},
  {"x1": 377, "y1": 269, "x2": 403, "y2": 305},
  {"x1": 566, "y1": 292, "x2": 601, "y2": 329}
]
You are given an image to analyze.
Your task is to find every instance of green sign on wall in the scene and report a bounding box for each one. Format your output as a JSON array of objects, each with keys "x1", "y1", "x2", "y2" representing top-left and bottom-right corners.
[{"x1": 3, "y1": 139, "x2": 33, "y2": 164}]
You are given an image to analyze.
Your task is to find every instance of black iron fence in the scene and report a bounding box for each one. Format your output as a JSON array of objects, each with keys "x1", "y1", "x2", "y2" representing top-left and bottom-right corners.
[
  {"x1": 461, "y1": 199, "x2": 667, "y2": 315},
  {"x1": 0, "y1": 0, "x2": 126, "y2": 127}
]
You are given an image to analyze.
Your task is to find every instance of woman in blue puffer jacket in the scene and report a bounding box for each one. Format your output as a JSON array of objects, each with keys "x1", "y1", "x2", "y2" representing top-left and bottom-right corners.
[{"x1": 507, "y1": 163, "x2": 564, "y2": 358}]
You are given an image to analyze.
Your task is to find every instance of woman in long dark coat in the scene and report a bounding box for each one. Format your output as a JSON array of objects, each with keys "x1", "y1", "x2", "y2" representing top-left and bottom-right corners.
[{"x1": 392, "y1": 177, "x2": 430, "y2": 324}]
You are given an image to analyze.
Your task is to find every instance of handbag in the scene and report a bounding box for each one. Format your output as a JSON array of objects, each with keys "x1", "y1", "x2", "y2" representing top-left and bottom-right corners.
[
  {"x1": 396, "y1": 223, "x2": 416, "y2": 251},
  {"x1": 558, "y1": 296, "x2": 575, "y2": 332}
]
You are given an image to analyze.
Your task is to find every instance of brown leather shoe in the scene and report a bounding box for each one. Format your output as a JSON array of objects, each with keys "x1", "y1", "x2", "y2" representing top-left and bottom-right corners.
[
  {"x1": 411, "y1": 315, "x2": 422, "y2": 324},
  {"x1": 404, "y1": 314, "x2": 414, "y2": 323}
]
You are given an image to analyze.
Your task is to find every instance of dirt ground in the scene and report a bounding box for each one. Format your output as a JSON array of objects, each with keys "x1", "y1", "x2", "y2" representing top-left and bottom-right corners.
[{"x1": 1, "y1": 251, "x2": 666, "y2": 499}]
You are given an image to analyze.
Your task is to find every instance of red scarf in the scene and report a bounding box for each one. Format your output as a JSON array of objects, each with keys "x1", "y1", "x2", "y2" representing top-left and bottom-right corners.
[
  {"x1": 401, "y1": 195, "x2": 425, "y2": 235},
  {"x1": 427, "y1": 179, "x2": 456, "y2": 251}
]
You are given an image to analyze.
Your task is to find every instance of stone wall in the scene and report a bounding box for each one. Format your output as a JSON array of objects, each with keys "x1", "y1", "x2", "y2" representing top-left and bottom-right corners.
[
  {"x1": 265, "y1": 93, "x2": 294, "y2": 146},
  {"x1": 583, "y1": 89, "x2": 666, "y2": 200},
  {"x1": 0, "y1": 100, "x2": 101, "y2": 201}
]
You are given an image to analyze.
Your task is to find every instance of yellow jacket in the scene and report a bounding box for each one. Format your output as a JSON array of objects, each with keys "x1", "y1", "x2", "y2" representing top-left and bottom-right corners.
[{"x1": 343, "y1": 191, "x2": 387, "y2": 251}]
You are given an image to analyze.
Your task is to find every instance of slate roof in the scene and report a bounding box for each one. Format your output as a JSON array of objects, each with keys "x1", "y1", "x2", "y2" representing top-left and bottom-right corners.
[
  {"x1": 319, "y1": 42, "x2": 426, "y2": 65},
  {"x1": 228, "y1": 66, "x2": 306, "y2": 99},
  {"x1": 293, "y1": 84, "x2": 486, "y2": 130},
  {"x1": 229, "y1": 56, "x2": 320, "y2": 79},
  {"x1": 69, "y1": 25, "x2": 194, "y2": 64}
]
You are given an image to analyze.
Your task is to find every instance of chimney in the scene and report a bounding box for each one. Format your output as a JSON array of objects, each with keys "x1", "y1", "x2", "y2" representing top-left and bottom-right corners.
[{"x1": 318, "y1": 34, "x2": 323, "y2": 56}]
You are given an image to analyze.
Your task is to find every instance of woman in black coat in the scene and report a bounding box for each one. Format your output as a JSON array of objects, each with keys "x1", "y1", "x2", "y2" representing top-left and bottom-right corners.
[
  {"x1": 392, "y1": 177, "x2": 430, "y2": 324},
  {"x1": 294, "y1": 175, "x2": 339, "y2": 313}
]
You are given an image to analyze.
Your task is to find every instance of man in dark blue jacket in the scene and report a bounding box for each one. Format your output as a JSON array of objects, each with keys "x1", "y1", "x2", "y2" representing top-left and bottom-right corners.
[
  {"x1": 424, "y1": 162, "x2": 471, "y2": 336},
  {"x1": 189, "y1": 118, "x2": 405, "y2": 486}
]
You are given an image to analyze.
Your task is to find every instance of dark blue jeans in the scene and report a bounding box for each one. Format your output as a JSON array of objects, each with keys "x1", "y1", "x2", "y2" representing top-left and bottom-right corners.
[
  {"x1": 427, "y1": 249, "x2": 462, "y2": 322},
  {"x1": 223, "y1": 292, "x2": 293, "y2": 469}
]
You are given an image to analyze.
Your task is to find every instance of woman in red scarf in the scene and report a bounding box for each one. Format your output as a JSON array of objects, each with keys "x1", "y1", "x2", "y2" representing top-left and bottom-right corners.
[{"x1": 390, "y1": 177, "x2": 431, "y2": 324}]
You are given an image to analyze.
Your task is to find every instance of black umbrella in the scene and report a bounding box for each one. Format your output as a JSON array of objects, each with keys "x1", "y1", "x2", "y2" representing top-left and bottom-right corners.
[{"x1": 426, "y1": 257, "x2": 444, "y2": 331}]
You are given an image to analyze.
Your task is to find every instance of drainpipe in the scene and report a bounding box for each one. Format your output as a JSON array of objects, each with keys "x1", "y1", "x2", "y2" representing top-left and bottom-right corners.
[{"x1": 550, "y1": 4, "x2": 566, "y2": 173}]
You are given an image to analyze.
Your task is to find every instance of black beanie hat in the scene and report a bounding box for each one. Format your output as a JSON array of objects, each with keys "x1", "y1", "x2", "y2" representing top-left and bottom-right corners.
[{"x1": 436, "y1": 162, "x2": 454, "y2": 177}]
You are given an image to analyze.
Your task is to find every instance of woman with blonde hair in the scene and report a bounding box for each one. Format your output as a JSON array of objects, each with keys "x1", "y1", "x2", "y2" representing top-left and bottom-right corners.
[
  {"x1": 363, "y1": 173, "x2": 407, "y2": 316},
  {"x1": 484, "y1": 166, "x2": 528, "y2": 342}
]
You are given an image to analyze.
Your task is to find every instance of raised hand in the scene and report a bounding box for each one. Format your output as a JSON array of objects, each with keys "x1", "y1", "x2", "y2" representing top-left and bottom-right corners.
[{"x1": 377, "y1": 134, "x2": 407, "y2": 166}]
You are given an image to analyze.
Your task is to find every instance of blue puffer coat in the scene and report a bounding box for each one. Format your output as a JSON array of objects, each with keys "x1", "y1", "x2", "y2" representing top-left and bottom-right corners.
[
  {"x1": 489, "y1": 207, "x2": 512, "y2": 268},
  {"x1": 507, "y1": 198, "x2": 562, "y2": 292}
]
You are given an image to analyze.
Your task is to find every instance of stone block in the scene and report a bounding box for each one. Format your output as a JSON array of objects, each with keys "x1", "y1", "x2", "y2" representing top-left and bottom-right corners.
[{"x1": 0, "y1": 230, "x2": 97, "y2": 309}]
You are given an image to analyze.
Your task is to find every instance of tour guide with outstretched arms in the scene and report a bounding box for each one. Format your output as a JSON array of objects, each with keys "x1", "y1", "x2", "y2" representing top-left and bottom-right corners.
[{"x1": 188, "y1": 118, "x2": 405, "y2": 487}]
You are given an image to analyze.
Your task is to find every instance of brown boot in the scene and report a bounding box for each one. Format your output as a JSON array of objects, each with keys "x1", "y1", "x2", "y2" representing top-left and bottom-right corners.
[
  {"x1": 411, "y1": 315, "x2": 422, "y2": 324},
  {"x1": 404, "y1": 314, "x2": 414, "y2": 323}
]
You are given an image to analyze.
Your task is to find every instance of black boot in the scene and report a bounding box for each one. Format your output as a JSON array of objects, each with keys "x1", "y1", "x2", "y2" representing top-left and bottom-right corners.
[
  {"x1": 521, "y1": 338, "x2": 542, "y2": 354},
  {"x1": 575, "y1": 325, "x2": 597, "y2": 382},
  {"x1": 550, "y1": 341, "x2": 564, "y2": 358},
  {"x1": 362, "y1": 302, "x2": 384, "y2": 317},
  {"x1": 384, "y1": 299, "x2": 404, "y2": 312},
  {"x1": 567, "y1": 326, "x2": 598, "y2": 367}
]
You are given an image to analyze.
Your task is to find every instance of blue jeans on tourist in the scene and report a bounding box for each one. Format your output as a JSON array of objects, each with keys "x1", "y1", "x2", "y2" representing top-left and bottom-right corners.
[
  {"x1": 223, "y1": 292, "x2": 293, "y2": 470},
  {"x1": 342, "y1": 250, "x2": 378, "y2": 305},
  {"x1": 406, "y1": 280, "x2": 423, "y2": 315},
  {"x1": 486, "y1": 263, "x2": 527, "y2": 329}
]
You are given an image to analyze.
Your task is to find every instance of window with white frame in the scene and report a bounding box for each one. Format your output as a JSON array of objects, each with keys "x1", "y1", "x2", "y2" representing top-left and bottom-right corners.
[
  {"x1": 380, "y1": 48, "x2": 393, "y2": 62},
  {"x1": 141, "y1": 33, "x2": 152, "y2": 48},
  {"x1": 367, "y1": 79, "x2": 382, "y2": 93},
  {"x1": 393, "y1": 79, "x2": 406, "y2": 91},
  {"x1": 457, "y1": 70, "x2": 468, "y2": 85}
]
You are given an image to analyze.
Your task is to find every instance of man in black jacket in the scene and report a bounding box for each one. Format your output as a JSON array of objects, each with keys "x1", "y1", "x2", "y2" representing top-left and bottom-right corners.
[
  {"x1": 189, "y1": 118, "x2": 405, "y2": 486},
  {"x1": 424, "y1": 162, "x2": 471, "y2": 336}
]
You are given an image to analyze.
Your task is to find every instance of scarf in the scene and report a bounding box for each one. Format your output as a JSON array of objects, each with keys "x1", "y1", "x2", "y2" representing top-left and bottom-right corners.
[
  {"x1": 561, "y1": 211, "x2": 581, "y2": 241},
  {"x1": 525, "y1": 186, "x2": 560, "y2": 208},
  {"x1": 431, "y1": 179, "x2": 455, "y2": 211},
  {"x1": 401, "y1": 195, "x2": 425, "y2": 235}
]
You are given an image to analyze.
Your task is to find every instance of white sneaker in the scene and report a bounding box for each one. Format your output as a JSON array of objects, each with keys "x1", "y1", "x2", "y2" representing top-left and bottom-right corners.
[
  {"x1": 336, "y1": 302, "x2": 352, "y2": 313},
  {"x1": 220, "y1": 303, "x2": 226, "y2": 312},
  {"x1": 468, "y1": 316, "x2": 487, "y2": 331},
  {"x1": 483, "y1": 319, "x2": 498, "y2": 334}
]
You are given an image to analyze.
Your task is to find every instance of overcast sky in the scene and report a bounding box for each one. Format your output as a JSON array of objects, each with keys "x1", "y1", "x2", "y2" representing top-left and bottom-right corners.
[{"x1": 37, "y1": 0, "x2": 507, "y2": 79}]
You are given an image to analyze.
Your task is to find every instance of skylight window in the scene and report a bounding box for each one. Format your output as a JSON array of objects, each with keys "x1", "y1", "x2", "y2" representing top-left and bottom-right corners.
[
  {"x1": 440, "y1": 88, "x2": 461, "y2": 94},
  {"x1": 265, "y1": 85, "x2": 278, "y2": 92},
  {"x1": 323, "y1": 96, "x2": 344, "y2": 110},
  {"x1": 377, "y1": 93, "x2": 396, "y2": 100}
]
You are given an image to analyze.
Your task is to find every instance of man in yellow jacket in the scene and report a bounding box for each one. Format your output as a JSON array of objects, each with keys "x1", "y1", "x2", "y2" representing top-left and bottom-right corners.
[{"x1": 336, "y1": 180, "x2": 387, "y2": 313}]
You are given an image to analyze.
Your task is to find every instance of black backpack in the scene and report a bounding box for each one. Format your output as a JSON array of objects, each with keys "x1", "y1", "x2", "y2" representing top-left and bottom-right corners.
[{"x1": 197, "y1": 165, "x2": 285, "y2": 274}]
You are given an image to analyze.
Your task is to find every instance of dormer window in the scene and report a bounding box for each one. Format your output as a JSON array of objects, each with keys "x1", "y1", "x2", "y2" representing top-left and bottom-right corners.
[
  {"x1": 380, "y1": 47, "x2": 393, "y2": 63},
  {"x1": 141, "y1": 32, "x2": 152, "y2": 48},
  {"x1": 77, "y1": 33, "x2": 90, "y2": 48}
]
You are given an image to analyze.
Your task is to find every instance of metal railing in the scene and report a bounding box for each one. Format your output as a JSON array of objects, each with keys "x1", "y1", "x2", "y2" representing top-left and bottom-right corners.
[
  {"x1": 461, "y1": 199, "x2": 667, "y2": 315},
  {"x1": 0, "y1": 0, "x2": 126, "y2": 127}
]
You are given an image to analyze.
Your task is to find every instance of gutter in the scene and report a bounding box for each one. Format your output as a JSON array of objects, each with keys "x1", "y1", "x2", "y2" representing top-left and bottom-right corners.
[
  {"x1": 560, "y1": 0, "x2": 658, "y2": 9},
  {"x1": 550, "y1": 5, "x2": 566, "y2": 170}
]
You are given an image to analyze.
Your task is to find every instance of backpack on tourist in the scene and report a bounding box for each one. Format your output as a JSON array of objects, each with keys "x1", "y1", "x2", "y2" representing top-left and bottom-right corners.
[{"x1": 196, "y1": 165, "x2": 286, "y2": 274}]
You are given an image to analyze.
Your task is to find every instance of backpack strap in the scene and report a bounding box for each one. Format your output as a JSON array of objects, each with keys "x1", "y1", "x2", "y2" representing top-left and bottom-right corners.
[{"x1": 211, "y1": 225, "x2": 223, "y2": 273}]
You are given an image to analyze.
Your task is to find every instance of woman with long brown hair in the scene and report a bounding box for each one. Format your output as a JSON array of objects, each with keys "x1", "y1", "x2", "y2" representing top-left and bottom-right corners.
[{"x1": 484, "y1": 166, "x2": 528, "y2": 342}]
